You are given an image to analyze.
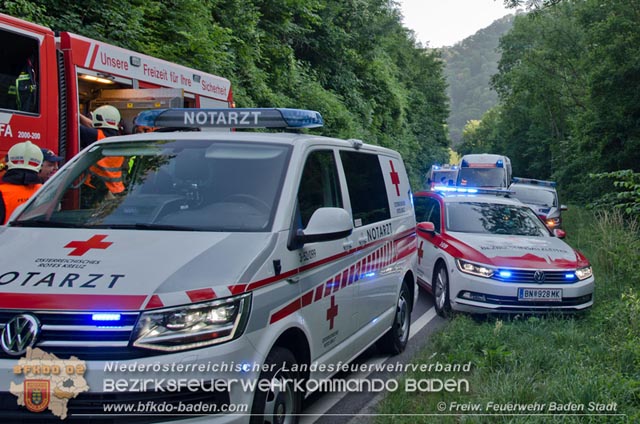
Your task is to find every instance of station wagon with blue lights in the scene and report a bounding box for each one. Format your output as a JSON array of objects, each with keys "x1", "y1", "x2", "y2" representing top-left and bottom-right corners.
[
  {"x1": 509, "y1": 177, "x2": 567, "y2": 230},
  {"x1": 414, "y1": 187, "x2": 594, "y2": 316},
  {"x1": 0, "y1": 108, "x2": 417, "y2": 422}
]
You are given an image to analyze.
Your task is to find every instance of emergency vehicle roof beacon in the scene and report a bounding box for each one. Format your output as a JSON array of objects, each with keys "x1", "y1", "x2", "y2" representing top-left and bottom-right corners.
[{"x1": 0, "y1": 108, "x2": 418, "y2": 423}]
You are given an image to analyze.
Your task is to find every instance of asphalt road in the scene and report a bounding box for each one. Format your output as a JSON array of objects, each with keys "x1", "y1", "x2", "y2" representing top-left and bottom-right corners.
[{"x1": 300, "y1": 286, "x2": 448, "y2": 424}]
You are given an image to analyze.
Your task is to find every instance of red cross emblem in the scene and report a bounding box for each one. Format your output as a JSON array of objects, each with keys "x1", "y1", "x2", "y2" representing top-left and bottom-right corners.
[
  {"x1": 64, "y1": 235, "x2": 113, "y2": 256},
  {"x1": 389, "y1": 160, "x2": 400, "y2": 196},
  {"x1": 418, "y1": 240, "x2": 424, "y2": 265},
  {"x1": 326, "y1": 295, "x2": 339, "y2": 330}
]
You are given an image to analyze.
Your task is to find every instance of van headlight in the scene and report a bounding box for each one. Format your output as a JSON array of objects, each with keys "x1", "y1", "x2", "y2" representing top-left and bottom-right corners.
[
  {"x1": 575, "y1": 266, "x2": 593, "y2": 281},
  {"x1": 456, "y1": 259, "x2": 494, "y2": 278},
  {"x1": 132, "y1": 293, "x2": 251, "y2": 351}
]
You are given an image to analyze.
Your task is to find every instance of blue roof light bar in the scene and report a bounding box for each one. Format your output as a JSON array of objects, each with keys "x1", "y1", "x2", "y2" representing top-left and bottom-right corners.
[
  {"x1": 134, "y1": 108, "x2": 324, "y2": 130},
  {"x1": 432, "y1": 185, "x2": 513, "y2": 196}
]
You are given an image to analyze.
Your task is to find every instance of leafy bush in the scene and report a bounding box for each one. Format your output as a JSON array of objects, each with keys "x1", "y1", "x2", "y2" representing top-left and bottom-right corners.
[{"x1": 588, "y1": 170, "x2": 640, "y2": 219}]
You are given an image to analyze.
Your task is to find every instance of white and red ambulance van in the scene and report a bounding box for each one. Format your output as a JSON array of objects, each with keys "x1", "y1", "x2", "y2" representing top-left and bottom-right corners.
[{"x1": 0, "y1": 108, "x2": 417, "y2": 422}]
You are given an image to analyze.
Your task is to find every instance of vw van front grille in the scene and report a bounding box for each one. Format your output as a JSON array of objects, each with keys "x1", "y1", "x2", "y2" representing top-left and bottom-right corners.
[{"x1": 0, "y1": 311, "x2": 158, "y2": 360}]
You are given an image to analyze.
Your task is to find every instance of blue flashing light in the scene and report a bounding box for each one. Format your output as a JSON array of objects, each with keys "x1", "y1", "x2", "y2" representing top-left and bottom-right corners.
[
  {"x1": 461, "y1": 159, "x2": 469, "y2": 167},
  {"x1": 433, "y1": 165, "x2": 441, "y2": 170},
  {"x1": 433, "y1": 185, "x2": 513, "y2": 196},
  {"x1": 134, "y1": 109, "x2": 164, "y2": 128},
  {"x1": 134, "y1": 108, "x2": 323, "y2": 130},
  {"x1": 565, "y1": 273, "x2": 576, "y2": 280},
  {"x1": 496, "y1": 160, "x2": 504, "y2": 168},
  {"x1": 278, "y1": 108, "x2": 324, "y2": 128},
  {"x1": 364, "y1": 272, "x2": 376, "y2": 278},
  {"x1": 498, "y1": 271, "x2": 512, "y2": 279},
  {"x1": 432, "y1": 185, "x2": 456, "y2": 192},
  {"x1": 432, "y1": 185, "x2": 478, "y2": 194},
  {"x1": 240, "y1": 362, "x2": 252, "y2": 373},
  {"x1": 92, "y1": 313, "x2": 121, "y2": 322}
]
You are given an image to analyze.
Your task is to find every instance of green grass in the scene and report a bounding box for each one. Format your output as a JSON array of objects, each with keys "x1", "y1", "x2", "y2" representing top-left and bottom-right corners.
[{"x1": 375, "y1": 207, "x2": 640, "y2": 423}]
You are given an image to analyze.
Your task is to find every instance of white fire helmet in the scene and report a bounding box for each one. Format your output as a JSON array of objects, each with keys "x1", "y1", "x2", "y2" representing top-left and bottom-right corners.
[
  {"x1": 7, "y1": 141, "x2": 43, "y2": 172},
  {"x1": 92, "y1": 105, "x2": 121, "y2": 130}
]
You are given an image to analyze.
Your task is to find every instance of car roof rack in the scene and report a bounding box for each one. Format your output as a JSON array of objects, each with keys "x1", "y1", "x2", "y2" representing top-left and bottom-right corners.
[{"x1": 511, "y1": 177, "x2": 556, "y2": 187}]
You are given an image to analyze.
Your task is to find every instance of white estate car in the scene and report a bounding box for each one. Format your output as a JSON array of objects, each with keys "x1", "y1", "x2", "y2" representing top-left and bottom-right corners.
[
  {"x1": 0, "y1": 108, "x2": 417, "y2": 423},
  {"x1": 414, "y1": 187, "x2": 594, "y2": 316},
  {"x1": 509, "y1": 177, "x2": 567, "y2": 230}
]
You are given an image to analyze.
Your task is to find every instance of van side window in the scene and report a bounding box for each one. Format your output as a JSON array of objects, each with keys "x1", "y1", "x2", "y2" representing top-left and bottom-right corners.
[
  {"x1": 340, "y1": 151, "x2": 390, "y2": 226},
  {"x1": 297, "y1": 150, "x2": 343, "y2": 228},
  {"x1": 0, "y1": 28, "x2": 39, "y2": 114}
]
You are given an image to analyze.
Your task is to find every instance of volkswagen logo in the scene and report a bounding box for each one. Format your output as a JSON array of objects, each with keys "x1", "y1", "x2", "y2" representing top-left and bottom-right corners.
[
  {"x1": 533, "y1": 270, "x2": 546, "y2": 284},
  {"x1": 1, "y1": 314, "x2": 40, "y2": 356}
]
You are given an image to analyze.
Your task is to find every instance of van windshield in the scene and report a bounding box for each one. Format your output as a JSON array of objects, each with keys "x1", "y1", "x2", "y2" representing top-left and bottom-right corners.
[
  {"x1": 14, "y1": 139, "x2": 292, "y2": 232},
  {"x1": 457, "y1": 168, "x2": 506, "y2": 188}
]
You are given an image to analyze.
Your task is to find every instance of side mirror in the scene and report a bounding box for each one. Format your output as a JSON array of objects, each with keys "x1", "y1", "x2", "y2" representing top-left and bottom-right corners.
[
  {"x1": 417, "y1": 221, "x2": 436, "y2": 235},
  {"x1": 560, "y1": 204, "x2": 568, "y2": 211},
  {"x1": 292, "y1": 207, "x2": 353, "y2": 247},
  {"x1": 554, "y1": 228, "x2": 566, "y2": 239}
]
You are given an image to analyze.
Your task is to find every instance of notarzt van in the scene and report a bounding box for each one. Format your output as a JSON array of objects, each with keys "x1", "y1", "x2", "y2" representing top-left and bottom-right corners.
[
  {"x1": 457, "y1": 153, "x2": 512, "y2": 189},
  {"x1": 0, "y1": 108, "x2": 417, "y2": 423}
]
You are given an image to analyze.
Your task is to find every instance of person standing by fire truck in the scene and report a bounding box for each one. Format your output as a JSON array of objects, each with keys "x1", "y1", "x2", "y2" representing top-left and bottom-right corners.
[
  {"x1": 0, "y1": 140, "x2": 43, "y2": 224},
  {"x1": 79, "y1": 105, "x2": 126, "y2": 195}
]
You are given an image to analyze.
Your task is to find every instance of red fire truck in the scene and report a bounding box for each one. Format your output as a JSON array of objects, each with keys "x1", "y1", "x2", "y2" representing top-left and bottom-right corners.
[{"x1": 0, "y1": 13, "x2": 233, "y2": 161}]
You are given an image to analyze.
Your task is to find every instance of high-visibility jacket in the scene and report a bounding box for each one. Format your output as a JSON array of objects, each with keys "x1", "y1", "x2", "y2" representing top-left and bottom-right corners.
[
  {"x1": 0, "y1": 183, "x2": 41, "y2": 224},
  {"x1": 85, "y1": 129, "x2": 125, "y2": 194}
]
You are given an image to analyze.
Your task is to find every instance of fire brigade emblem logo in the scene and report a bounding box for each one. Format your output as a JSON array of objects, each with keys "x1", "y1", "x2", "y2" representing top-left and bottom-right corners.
[
  {"x1": 1, "y1": 314, "x2": 40, "y2": 356},
  {"x1": 24, "y1": 380, "x2": 50, "y2": 413}
]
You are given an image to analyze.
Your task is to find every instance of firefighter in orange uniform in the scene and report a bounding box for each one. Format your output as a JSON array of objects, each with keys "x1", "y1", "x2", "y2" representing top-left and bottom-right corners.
[
  {"x1": 79, "y1": 105, "x2": 125, "y2": 194},
  {"x1": 0, "y1": 140, "x2": 43, "y2": 224}
]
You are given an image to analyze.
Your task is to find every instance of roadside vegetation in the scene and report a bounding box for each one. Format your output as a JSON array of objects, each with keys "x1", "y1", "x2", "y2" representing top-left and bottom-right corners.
[
  {"x1": 376, "y1": 206, "x2": 640, "y2": 423},
  {"x1": 0, "y1": 0, "x2": 451, "y2": 188}
]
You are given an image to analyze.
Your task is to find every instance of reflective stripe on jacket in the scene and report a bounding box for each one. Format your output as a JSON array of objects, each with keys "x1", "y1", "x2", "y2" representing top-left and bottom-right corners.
[{"x1": 85, "y1": 129, "x2": 125, "y2": 193}]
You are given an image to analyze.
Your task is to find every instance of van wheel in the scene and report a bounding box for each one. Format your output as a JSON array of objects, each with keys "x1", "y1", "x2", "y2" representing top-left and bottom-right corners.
[
  {"x1": 377, "y1": 281, "x2": 411, "y2": 354},
  {"x1": 434, "y1": 264, "x2": 452, "y2": 318},
  {"x1": 250, "y1": 347, "x2": 302, "y2": 424}
]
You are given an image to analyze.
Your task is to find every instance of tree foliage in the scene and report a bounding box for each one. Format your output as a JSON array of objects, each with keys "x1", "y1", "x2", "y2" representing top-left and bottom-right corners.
[
  {"x1": 473, "y1": 0, "x2": 640, "y2": 205},
  {"x1": 443, "y1": 14, "x2": 514, "y2": 147},
  {"x1": 589, "y1": 170, "x2": 640, "y2": 219},
  {"x1": 0, "y1": 0, "x2": 450, "y2": 188}
]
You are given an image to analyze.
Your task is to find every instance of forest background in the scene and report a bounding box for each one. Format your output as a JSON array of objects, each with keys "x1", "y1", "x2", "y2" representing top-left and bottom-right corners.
[{"x1": 2, "y1": 0, "x2": 639, "y2": 211}]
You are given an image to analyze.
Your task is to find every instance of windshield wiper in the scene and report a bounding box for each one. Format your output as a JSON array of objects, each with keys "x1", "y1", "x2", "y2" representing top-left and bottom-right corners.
[
  {"x1": 91, "y1": 223, "x2": 199, "y2": 231},
  {"x1": 11, "y1": 219, "x2": 83, "y2": 228}
]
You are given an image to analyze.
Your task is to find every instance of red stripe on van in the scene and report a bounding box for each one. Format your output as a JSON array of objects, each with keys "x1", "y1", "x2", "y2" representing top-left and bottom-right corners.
[
  {"x1": 301, "y1": 290, "x2": 314, "y2": 307},
  {"x1": 269, "y1": 298, "x2": 301, "y2": 324},
  {"x1": 144, "y1": 294, "x2": 164, "y2": 309},
  {"x1": 186, "y1": 288, "x2": 216, "y2": 302},
  {"x1": 0, "y1": 293, "x2": 146, "y2": 310},
  {"x1": 234, "y1": 229, "x2": 416, "y2": 295}
]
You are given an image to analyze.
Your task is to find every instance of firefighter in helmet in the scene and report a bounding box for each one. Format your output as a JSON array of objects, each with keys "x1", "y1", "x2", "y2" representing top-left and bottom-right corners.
[
  {"x1": 0, "y1": 141, "x2": 43, "y2": 224},
  {"x1": 79, "y1": 105, "x2": 126, "y2": 195}
]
